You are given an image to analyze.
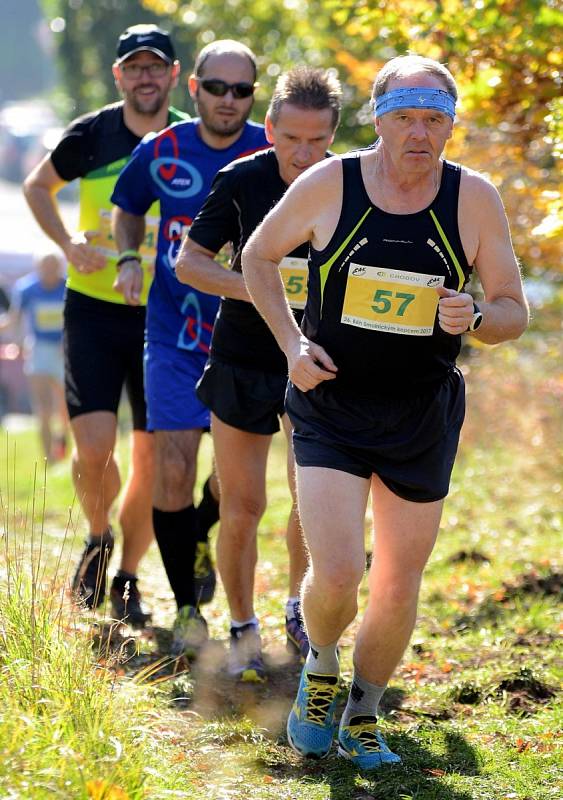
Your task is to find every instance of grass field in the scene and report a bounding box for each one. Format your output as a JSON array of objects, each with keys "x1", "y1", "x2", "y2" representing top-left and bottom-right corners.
[{"x1": 0, "y1": 309, "x2": 561, "y2": 799}]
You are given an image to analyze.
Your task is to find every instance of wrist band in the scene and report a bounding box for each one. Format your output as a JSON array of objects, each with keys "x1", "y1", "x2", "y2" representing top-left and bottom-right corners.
[{"x1": 116, "y1": 249, "x2": 142, "y2": 267}]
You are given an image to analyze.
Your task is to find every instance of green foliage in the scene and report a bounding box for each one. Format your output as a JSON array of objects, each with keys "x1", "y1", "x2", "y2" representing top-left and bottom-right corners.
[
  {"x1": 38, "y1": 0, "x2": 196, "y2": 117},
  {"x1": 40, "y1": 0, "x2": 560, "y2": 271}
]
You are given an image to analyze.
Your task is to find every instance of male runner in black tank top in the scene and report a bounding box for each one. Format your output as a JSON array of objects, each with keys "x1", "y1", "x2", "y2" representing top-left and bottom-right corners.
[
  {"x1": 243, "y1": 55, "x2": 528, "y2": 767},
  {"x1": 176, "y1": 67, "x2": 342, "y2": 681}
]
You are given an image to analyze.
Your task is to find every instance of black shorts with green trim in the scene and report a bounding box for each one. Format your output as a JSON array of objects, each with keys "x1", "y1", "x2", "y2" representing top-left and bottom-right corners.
[
  {"x1": 285, "y1": 368, "x2": 465, "y2": 503},
  {"x1": 196, "y1": 357, "x2": 288, "y2": 435}
]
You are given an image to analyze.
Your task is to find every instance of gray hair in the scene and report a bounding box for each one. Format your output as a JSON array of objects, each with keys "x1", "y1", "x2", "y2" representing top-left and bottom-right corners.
[{"x1": 372, "y1": 55, "x2": 458, "y2": 103}]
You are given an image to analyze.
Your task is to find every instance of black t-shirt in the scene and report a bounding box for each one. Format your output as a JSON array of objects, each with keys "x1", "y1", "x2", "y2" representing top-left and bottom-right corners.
[
  {"x1": 189, "y1": 148, "x2": 307, "y2": 373},
  {"x1": 51, "y1": 101, "x2": 187, "y2": 181},
  {"x1": 51, "y1": 102, "x2": 142, "y2": 181}
]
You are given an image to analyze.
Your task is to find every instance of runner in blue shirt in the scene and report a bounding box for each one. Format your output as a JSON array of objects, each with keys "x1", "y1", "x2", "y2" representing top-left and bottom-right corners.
[
  {"x1": 111, "y1": 39, "x2": 267, "y2": 657},
  {"x1": 3, "y1": 251, "x2": 68, "y2": 463}
]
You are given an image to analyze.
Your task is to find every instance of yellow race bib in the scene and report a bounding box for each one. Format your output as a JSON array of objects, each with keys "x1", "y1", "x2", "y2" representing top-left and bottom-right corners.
[
  {"x1": 279, "y1": 257, "x2": 308, "y2": 310},
  {"x1": 95, "y1": 209, "x2": 159, "y2": 271},
  {"x1": 342, "y1": 264, "x2": 444, "y2": 336},
  {"x1": 34, "y1": 301, "x2": 64, "y2": 332}
]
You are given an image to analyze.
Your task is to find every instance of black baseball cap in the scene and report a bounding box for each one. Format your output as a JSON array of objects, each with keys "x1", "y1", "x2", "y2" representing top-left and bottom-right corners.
[{"x1": 116, "y1": 24, "x2": 176, "y2": 65}]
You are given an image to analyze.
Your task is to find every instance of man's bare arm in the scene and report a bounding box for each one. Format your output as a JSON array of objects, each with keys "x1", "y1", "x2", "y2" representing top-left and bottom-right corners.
[
  {"x1": 23, "y1": 155, "x2": 106, "y2": 273},
  {"x1": 111, "y1": 206, "x2": 146, "y2": 306},
  {"x1": 176, "y1": 237, "x2": 250, "y2": 301},
  {"x1": 438, "y1": 173, "x2": 529, "y2": 341},
  {"x1": 242, "y1": 166, "x2": 339, "y2": 392}
]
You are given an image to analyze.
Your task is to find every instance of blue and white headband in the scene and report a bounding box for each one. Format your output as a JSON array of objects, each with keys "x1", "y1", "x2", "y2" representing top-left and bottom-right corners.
[{"x1": 375, "y1": 87, "x2": 456, "y2": 120}]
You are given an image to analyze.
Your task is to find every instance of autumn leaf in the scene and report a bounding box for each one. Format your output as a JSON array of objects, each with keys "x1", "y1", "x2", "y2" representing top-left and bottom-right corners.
[{"x1": 86, "y1": 780, "x2": 130, "y2": 800}]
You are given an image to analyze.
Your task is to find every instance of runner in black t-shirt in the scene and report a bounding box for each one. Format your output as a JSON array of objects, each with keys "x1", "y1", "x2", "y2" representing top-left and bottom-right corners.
[{"x1": 176, "y1": 67, "x2": 342, "y2": 682}]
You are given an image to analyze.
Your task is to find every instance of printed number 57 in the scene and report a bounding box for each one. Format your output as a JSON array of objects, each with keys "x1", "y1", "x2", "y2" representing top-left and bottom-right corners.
[{"x1": 372, "y1": 289, "x2": 415, "y2": 316}]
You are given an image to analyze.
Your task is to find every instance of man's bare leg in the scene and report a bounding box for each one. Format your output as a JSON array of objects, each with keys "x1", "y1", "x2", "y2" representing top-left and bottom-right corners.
[
  {"x1": 28, "y1": 374, "x2": 56, "y2": 463},
  {"x1": 118, "y1": 430, "x2": 154, "y2": 574},
  {"x1": 70, "y1": 411, "x2": 120, "y2": 607},
  {"x1": 297, "y1": 466, "x2": 370, "y2": 650},
  {"x1": 71, "y1": 411, "x2": 120, "y2": 534},
  {"x1": 281, "y1": 414, "x2": 308, "y2": 597},
  {"x1": 354, "y1": 473, "x2": 443, "y2": 685},
  {"x1": 286, "y1": 466, "x2": 370, "y2": 757},
  {"x1": 212, "y1": 414, "x2": 271, "y2": 621}
]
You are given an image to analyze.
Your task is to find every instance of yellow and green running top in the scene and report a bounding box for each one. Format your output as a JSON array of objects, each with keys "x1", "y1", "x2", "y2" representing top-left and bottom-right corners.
[{"x1": 50, "y1": 102, "x2": 188, "y2": 305}]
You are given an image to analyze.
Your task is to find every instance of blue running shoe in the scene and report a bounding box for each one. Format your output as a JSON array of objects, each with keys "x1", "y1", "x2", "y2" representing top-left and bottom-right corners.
[
  {"x1": 286, "y1": 668, "x2": 339, "y2": 759},
  {"x1": 338, "y1": 715, "x2": 401, "y2": 769}
]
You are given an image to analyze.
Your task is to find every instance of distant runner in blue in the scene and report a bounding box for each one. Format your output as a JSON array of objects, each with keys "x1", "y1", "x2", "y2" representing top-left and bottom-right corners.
[
  {"x1": 111, "y1": 39, "x2": 267, "y2": 658},
  {"x1": 3, "y1": 251, "x2": 68, "y2": 463}
]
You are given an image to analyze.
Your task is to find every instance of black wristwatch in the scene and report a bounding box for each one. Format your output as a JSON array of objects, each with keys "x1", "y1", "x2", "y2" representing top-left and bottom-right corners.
[{"x1": 468, "y1": 302, "x2": 483, "y2": 332}]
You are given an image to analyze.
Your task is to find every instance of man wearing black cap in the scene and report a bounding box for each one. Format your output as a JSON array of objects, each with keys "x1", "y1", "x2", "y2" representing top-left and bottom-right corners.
[{"x1": 23, "y1": 24, "x2": 187, "y2": 628}]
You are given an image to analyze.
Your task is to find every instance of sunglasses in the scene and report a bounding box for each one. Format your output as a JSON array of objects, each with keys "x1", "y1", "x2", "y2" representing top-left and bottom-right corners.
[{"x1": 198, "y1": 78, "x2": 256, "y2": 99}]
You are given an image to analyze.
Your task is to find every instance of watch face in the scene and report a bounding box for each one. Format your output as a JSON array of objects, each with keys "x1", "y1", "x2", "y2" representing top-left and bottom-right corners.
[{"x1": 471, "y1": 311, "x2": 483, "y2": 331}]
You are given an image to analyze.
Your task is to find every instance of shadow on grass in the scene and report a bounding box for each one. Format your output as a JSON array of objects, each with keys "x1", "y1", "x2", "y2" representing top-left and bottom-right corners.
[
  {"x1": 95, "y1": 620, "x2": 481, "y2": 799},
  {"x1": 252, "y1": 727, "x2": 479, "y2": 800}
]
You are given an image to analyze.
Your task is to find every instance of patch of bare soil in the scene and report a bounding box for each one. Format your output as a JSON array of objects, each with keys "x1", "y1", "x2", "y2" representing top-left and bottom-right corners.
[{"x1": 448, "y1": 550, "x2": 491, "y2": 565}]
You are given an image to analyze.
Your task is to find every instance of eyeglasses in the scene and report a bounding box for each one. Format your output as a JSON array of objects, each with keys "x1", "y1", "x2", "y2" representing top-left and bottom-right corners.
[
  {"x1": 120, "y1": 62, "x2": 169, "y2": 79},
  {"x1": 198, "y1": 78, "x2": 256, "y2": 99}
]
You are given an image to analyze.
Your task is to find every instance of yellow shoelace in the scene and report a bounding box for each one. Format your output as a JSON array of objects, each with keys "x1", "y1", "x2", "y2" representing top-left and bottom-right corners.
[
  {"x1": 304, "y1": 679, "x2": 339, "y2": 725},
  {"x1": 343, "y1": 721, "x2": 382, "y2": 752}
]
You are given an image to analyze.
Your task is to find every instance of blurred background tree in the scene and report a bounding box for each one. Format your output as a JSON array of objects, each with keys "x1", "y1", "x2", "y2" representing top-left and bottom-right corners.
[{"x1": 38, "y1": 0, "x2": 561, "y2": 272}]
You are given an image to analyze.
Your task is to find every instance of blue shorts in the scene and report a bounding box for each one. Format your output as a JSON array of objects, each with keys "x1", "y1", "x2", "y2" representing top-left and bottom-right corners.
[
  {"x1": 145, "y1": 341, "x2": 210, "y2": 431},
  {"x1": 25, "y1": 339, "x2": 64, "y2": 383}
]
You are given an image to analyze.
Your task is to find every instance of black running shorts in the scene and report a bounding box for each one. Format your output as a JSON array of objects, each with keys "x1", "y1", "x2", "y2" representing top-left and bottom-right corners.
[
  {"x1": 286, "y1": 368, "x2": 465, "y2": 502},
  {"x1": 63, "y1": 289, "x2": 147, "y2": 430},
  {"x1": 196, "y1": 358, "x2": 287, "y2": 435}
]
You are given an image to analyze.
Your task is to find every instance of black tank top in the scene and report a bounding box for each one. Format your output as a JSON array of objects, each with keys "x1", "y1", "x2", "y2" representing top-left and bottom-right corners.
[{"x1": 303, "y1": 153, "x2": 471, "y2": 398}]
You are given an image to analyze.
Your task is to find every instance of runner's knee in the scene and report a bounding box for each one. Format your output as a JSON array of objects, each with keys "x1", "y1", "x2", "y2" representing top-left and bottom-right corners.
[
  {"x1": 219, "y1": 490, "x2": 266, "y2": 532},
  {"x1": 311, "y1": 555, "x2": 365, "y2": 600}
]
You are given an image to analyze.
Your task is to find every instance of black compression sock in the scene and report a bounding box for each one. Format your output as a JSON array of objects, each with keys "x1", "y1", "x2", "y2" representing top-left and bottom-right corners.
[
  {"x1": 152, "y1": 505, "x2": 198, "y2": 609},
  {"x1": 196, "y1": 476, "x2": 220, "y2": 543}
]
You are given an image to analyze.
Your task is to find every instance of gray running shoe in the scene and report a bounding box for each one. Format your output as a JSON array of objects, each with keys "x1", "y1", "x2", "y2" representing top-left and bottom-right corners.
[{"x1": 227, "y1": 623, "x2": 266, "y2": 683}]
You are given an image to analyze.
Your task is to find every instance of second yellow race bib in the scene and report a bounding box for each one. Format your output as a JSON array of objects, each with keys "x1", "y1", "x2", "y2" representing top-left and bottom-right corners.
[
  {"x1": 342, "y1": 264, "x2": 444, "y2": 336},
  {"x1": 96, "y1": 209, "x2": 159, "y2": 269},
  {"x1": 279, "y1": 256, "x2": 308, "y2": 310}
]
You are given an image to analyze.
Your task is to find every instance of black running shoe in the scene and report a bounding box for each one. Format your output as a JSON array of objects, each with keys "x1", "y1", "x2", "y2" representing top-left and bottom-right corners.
[
  {"x1": 71, "y1": 532, "x2": 114, "y2": 609},
  {"x1": 110, "y1": 576, "x2": 152, "y2": 629}
]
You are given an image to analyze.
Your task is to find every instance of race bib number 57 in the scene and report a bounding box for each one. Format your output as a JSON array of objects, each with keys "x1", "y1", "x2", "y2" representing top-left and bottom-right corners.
[{"x1": 342, "y1": 264, "x2": 444, "y2": 336}]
